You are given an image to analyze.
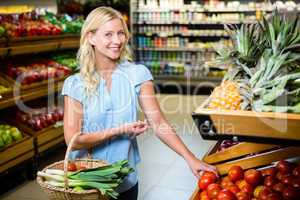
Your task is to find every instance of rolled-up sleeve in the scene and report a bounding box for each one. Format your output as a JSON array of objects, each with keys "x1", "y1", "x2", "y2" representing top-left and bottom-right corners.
[{"x1": 132, "y1": 64, "x2": 153, "y2": 94}]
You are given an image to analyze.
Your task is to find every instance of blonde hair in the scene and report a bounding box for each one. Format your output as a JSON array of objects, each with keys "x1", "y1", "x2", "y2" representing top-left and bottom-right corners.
[{"x1": 77, "y1": 6, "x2": 131, "y2": 96}]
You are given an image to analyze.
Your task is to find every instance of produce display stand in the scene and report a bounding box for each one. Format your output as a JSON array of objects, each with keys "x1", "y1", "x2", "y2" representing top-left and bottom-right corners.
[
  {"x1": 0, "y1": 80, "x2": 64, "y2": 110},
  {"x1": 0, "y1": 132, "x2": 34, "y2": 173},
  {"x1": 0, "y1": 32, "x2": 78, "y2": 177},
  {"x1": 189, "y1": 101, "x2": 300, "y2": 199},
  {"x1": 0, "y1": 34, "x2": 79, "y2": 57}
]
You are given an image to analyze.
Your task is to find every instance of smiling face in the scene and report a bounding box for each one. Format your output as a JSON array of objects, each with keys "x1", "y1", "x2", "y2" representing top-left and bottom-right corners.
[{"x1": 88, "y1": 18, "x2": 127, "y2": 61}]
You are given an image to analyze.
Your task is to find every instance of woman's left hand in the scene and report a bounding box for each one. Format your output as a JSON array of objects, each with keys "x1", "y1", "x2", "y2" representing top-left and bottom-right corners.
[{"x1": 187, "y1": 156, "x2": 218, "y2": 179}]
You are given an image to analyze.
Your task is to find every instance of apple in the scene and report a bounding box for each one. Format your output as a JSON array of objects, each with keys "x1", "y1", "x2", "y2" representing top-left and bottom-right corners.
[{"x1": 276, "y1": 160, "x2": 293, "y2": 175}]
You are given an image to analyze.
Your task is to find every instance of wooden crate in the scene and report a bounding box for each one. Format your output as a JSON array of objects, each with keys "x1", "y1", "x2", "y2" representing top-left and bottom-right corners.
[
  {"x1": 0, "y1": 131, "x2": 34, "y2": 173},
  {"x1": 203, "y1": 142, "x2": 300, "y2": 175},
  {"x1": 0, "y1": 71, "x2": 68, "y2": 91},
  {"x1": 192, "y1": 99, "x2": 300, "y2": 145},
  {"x1": 0, "y1": 75, "x2": 12, "y2": 99}
]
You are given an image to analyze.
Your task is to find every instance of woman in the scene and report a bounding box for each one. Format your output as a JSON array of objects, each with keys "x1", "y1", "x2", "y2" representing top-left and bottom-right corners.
[{"x1": 62, "y1": 6, "x2": 217, "y2": 200}]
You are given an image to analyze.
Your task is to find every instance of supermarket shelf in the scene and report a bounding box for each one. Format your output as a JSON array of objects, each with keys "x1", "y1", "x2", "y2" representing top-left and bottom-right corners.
[
  {"x1": 134, "y1": 20, "x2": 256, "y2": 25},
  {"x1": 135, "y1": 32, "x2": 230, "y2": 37},
  {"x1": 133, "y1": 8, "x2": 274, "y2": 13},
  {"x1": 154, "y1": 75, "x2": 222, "y2": 87},
  {"x1": 135, "y1": 47, "x2": 215, "y2": 52},
  {"x1": 0, "y1": 81, "x2": 63, "y2": 109},
  {"x1": 0, "y1": 36, "x2": 79, "y2": 57}
]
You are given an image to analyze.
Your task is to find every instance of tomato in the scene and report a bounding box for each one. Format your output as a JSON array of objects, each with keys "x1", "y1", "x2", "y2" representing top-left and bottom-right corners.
[
  {"x1": 253, "y1": 185, "x2": 264, "y2": 198},
  {"x1": 221, "y1": 176, "x2": 234, "y2": 189},
  {"x1": 228, "y1": 185, "x2": 240, "y2": 194},
  {"x1": 276, "y1": 172, "x2": 285, "y2": 181},
  {"x1": 217, "y1": 189, "x2": 236, "y2": 200},
  {"x1": 67, "y1": 162, "x2": 77, "y2": 171},
  {"x1": 228, "y1": 166, "x2": 244, "y2": 182},
  {"x1": 282, "y1": 186, "x2": 300, "y2": 200},
  {"x1": 244, "y1": 169, "x2": 262, "y2": 186},
  {"x1": 282, "y1": 175, "x2": 293, "y2": 186},
  {"x1": 259, "y1": 187, "x2": 272, "y2": 200},
  {"x1": 237, "y1": 180, "x2": 254, "y2": 194},
  {"x1": 202, "y1": 171, "x2": 218, "y2": 183},
  {"x1": 272, "y1": 182, "x2": 285, "y2": 193},
  {"x1": 207, "y1": 183, "x2": 222, "y2": 199},
  {"x1": 262, "y1": 167, "x2": 277, "y2": 177},
  {"x1": 292, "y1": 166, "x2": 300, "y2": 178},
  {"x1": 236, "y1": 191, "x2": 250, "y2": 200},
  {"x1": 199, "y1": 191, "x2": 210, "y2": 200},
  {"x1": 266, "y1": 193, "x2": 283, "y2": 200},
  {"x1": 291, "y1": 178, "x2": 300, "y2": 188},
  {"x1": 264, "y1": 176, "x2": 277, "y2": 187},
  {"x1": 198, "y1": 176, "x2": 215, "y2": 190},
  {"x1": 276, "y1": 160, "x2": 293, "y2": 175}
]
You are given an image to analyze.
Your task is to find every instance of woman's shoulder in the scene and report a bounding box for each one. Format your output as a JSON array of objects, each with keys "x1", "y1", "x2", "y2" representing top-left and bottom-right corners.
[
  {"x1": 119, "y1": 60, "x2": 150, "y2": 74},
  {"x1": 64, "y1": 73, "x2": 83, "y2": 86}
]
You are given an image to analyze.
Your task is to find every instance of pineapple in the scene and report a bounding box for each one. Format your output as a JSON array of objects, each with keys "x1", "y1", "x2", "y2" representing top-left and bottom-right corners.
[
  {"x1": 208, "y1": 81, "x2": 242, "y2": 110},
  {"x1": 208, "y1": 11, "x2": 300, "y2": 113}
]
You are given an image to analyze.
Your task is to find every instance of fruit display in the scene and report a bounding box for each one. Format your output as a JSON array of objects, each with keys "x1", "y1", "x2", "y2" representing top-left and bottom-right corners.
[
  {"x1": 42, "y1": 12, "x2": 83, "y2": 34},
  {"x1": 16, "y1": 106, "x2": 63, "y2": 131},
  {"x1": 0, "y1": 124, "x2": 23, "y2": 149},
  {"x1": 0, "y1": 85, "x2": 11, "y2": 94},
  {"x1": 50, "y1": 52, "x2": 78, "y2": 71},
  {"x1": 208, "y1": 11, "x2": 300, "y2": 113},
  {"x1": 0, "y1": 12, "x2": 62, "y2": 37},
  {"x1": 0, "y1": 25, "x2": 5, "y2": 38},
  {"x1": 196, "y1": 160, "x2": 300, "y2": 200},
  {"x1": 6, "y1": 60, "x2": 71, "y2": 85}
]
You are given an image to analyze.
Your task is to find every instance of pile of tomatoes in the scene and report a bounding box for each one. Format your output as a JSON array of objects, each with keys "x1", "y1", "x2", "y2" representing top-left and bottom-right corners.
[{"x1": 196, "y1": 160, "x2": 300, "y2": 200}]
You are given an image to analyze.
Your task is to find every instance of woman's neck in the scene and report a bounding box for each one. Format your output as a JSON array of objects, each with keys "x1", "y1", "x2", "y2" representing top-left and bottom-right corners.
[{"x1": 95, "y1": 54, "x2": 117, "y2": 80}]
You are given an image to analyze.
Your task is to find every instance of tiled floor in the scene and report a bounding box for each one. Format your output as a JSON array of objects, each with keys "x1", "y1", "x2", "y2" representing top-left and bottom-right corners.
[{"x1": 0, "y1": 95, "x2": 216, "y2": 200}]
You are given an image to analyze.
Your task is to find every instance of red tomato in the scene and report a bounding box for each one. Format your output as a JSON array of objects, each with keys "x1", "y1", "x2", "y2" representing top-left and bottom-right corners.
[
  {"x1": 199, "y1": 191, "x2": 210, "y2": 200},
  {"x1": 236, "y1": 191, "x2": 250, "y2": 200},
  {"x1": 228, "y1": 185, "x2": 240, "y2": 194},
  {"x1": 266, "y1": 193, "x2": 282, "y2": 200},
  {"x1": 264, "y1": 176, "x2": 277, "y2": 187},
  {"x1": 276, "y1": 172, "x2": 285, "y2": 181},
  {"x1": 276, "y1": 160, "x2": 293, "y2": 175},
  {"x1": 207, "y1": 183, "x2": 222, "y2": 199},
  {"x1": 67, "y1": 162, "x2": 77, "y2": 171},
  {"x1": 282, "y1": 186, "x2": 300, "y2": 200},
  {"x1": 221, "y1": 176, "x2": 234, "y2": 189},
  {"x1": 291, "y1": 178, "x2": 300, "y2": 188},
  {"x1": 292, "y1": 166, "x2": 300, "y2": 178},
  {"x1": 272, "y1": 182, "x2": 285, "y2": 192},
  {"x1": 202, "y1": 171, "x2": 218, "y2": 183},
  {"x1": 237, "y1": 180, "x2": 254, "y2": 194},
  {"x1": 198, "y1": 176, "x2": 215, "y2": 190},
  {"x1": 253, "y1": 185, "x2": 264, "y2": 198},
  {"x1": 244, "y1": 169, "x2": 262, "y2": 186},
  {"x1": 259, "y1": 187, "x2": 272, "y2": 200},
  {"x1": 262, "y1": 168, "x2": 277, "y2": 177},
  {"x1": 282, "y1": 175, "x2": 293, "y2": 186},
  {"x1": 217, "y1": 189, "x2": 236, "y2": 200},
  {"x1": 228, "y1": 166, "x2": 244, "y2": 182}
]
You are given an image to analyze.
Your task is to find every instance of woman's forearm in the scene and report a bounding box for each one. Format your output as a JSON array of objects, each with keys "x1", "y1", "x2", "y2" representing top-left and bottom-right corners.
[
  {"x1": 153, "y1": 120, "x2": 196, "y2": 162},
  {"x1": 68, "y1": 127, "x2": 121, "y2": 150}
]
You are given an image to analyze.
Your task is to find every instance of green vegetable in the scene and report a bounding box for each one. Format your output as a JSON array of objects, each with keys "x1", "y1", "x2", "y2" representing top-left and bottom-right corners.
[
  {"x1": 10, "y1": 127, "x2": 23, "y2": 141},
  {"x1": 38, "y1": 159, "x2": 133, "y2": 199},
  {"x1": 2, "y1": 130, "x2": 13, "y2": 145}
]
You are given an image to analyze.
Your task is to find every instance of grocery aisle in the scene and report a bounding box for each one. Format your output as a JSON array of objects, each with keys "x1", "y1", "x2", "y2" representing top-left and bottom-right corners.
[{"x1": 0, "y1": 95, "x2": 216, "y2": 200}]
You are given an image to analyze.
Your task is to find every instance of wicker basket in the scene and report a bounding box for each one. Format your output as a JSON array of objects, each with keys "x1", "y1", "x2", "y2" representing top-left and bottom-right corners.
[{"x1": 37, "y1": 133, "x2": 110, "y2": 200}]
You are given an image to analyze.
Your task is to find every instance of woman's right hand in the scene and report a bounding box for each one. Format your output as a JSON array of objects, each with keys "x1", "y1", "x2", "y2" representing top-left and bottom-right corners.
[{"x1": 117, "y1": 120, "x2": 148, "y2": 137}]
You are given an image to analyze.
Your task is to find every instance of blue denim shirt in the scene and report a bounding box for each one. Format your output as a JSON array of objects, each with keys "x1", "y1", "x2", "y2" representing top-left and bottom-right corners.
[{"x1": 61, "y1": 60, "x2": 153, "y2": 192}]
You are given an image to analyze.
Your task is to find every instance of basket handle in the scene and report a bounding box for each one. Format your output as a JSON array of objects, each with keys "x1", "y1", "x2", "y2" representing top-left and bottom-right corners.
[{"x1": 63, "y1": 132, "x2": 81, "y2": 189}]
